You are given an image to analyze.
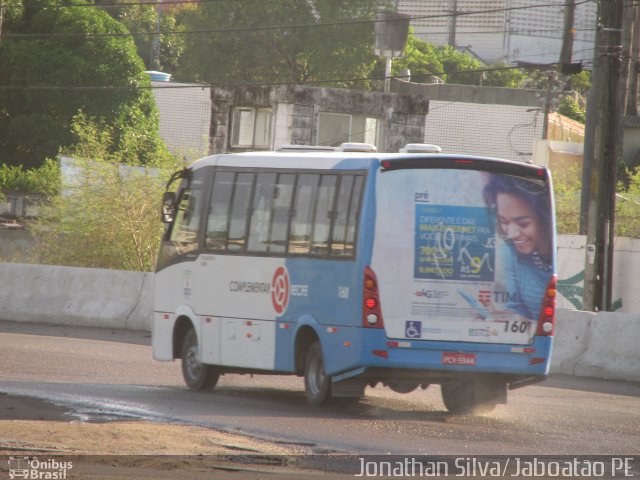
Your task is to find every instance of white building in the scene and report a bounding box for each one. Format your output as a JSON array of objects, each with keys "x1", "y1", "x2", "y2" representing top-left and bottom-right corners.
[
  {"x1": 395, "y1": 0, "x2": 596, "y2": 65},
  {"x1": 150, "y1": 81, "x2": 212, "y2": 161}
]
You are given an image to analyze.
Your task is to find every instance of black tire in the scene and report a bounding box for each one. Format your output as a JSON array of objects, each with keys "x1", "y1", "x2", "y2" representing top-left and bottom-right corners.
[
  {"x1": 441, "y1": 380, "x2": 496, "y2": 415},
  {"x1": 332, "y1": 396, "x2": 361, "y2": 407},
  {"x1": 304, "y1": 341, "x2": 332, "y2": 406},
  {"x1": 181, "y1": 328, "x2": 219, "y2": 390},
  {"x1": 388, "y1": 382, "x2": 419, "y2": 394}
]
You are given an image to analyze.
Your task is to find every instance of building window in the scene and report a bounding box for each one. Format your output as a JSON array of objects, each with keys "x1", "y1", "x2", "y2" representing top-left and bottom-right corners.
[
  {"x1": 317, "y1": 113, "x2": 381, "y2": 148},
  {"x1": 231, "y1": 107, "x2": 272, "y2": 148}
]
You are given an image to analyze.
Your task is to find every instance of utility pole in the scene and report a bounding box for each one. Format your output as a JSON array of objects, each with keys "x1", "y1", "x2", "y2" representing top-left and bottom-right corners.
[
  {"x1": 150, "y1": 0, "x2": 163, "y2": 70},
  {"x1": 581, "y1": 0, "x2": 624, "y2": 312},
  {"x1": 449, "y1": 0, "x2": 458, "y2": 47},
  {"x1": 627, "y1": 6, "x2": 640, "y2": 116},
  {"x1": 542, "y1": 71, "x2": 556, "y2": 140},
  {"x1": 619, "y1": 2, "x2": 636, "y2": 116},
  {"x1": 560, "y1": 0, "x2": 576, "y2": 67}
]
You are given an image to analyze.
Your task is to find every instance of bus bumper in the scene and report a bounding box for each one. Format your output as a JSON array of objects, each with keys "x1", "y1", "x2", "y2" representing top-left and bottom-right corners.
[{"x1": 329, "y1": 329, "x2": 553, "y2": 388}]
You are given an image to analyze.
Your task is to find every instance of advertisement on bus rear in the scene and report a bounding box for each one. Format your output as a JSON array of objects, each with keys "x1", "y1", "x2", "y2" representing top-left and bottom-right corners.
[{"x1": 374, "y1": 168, "x2": 554, "y2": 345}]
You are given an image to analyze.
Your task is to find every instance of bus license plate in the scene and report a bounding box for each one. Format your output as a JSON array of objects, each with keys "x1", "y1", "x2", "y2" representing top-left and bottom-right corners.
[{"x1": 442, "y1": 352, "x2": 476, "y2": 366}]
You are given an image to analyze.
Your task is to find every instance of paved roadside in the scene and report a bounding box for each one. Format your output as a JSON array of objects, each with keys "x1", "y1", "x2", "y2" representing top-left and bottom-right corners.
[
  {"x1": 0, "y1": 393, "x2": 348, "y2": 479},
  {"x1": 0, "y1": 320, "x2": 346, "y2": 479}
]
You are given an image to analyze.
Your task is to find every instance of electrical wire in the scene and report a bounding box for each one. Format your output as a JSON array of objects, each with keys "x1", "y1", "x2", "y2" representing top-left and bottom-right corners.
[
  {"x1": 0, "y1": 62, "x2": 561, "y2": 91},
  {"x1": 3, "y1": 0, "x2": 595, "y2": 13},
  {"x1": 411, "y1": 27, "x2": 598, "y2": 36},
  {"x1": 0, "y1": 0, "x2": 595, "y2": 39}
]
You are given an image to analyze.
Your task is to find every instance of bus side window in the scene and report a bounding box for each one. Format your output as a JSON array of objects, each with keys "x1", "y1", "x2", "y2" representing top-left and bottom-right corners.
[
  {"x1": 344, "y1": 175, "x2": 363, "y2": 256},
  {"x1": 248, "y1": 172, "x2": 278, "y2": 253},
  {"x1": 310, "y1": 175, "x2": 337, "y2": 255},
  {"x1": 331, "y1": 175, "x2": 360, "y2": 256},
  {"x1": 267, "y1": 173, "x2": 295, "y2": 254},
  {"x1": 205, "y1": 171, "x2": 235, "y2": 251},
  {"x1": 227, "y1": 172, "x2": 254, "y2": 251},
  {"x1": 289, "y1": 174, "x2": 319, "y2": 255}
]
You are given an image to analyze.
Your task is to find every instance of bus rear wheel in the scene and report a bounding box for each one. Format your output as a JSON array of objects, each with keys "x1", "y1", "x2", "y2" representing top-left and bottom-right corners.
[
  {"x1": 304, "y1": 341, "x2": 331, "y2": 406},
  {"x1": 441, "y1": 380, "x2": 497, "y2": 415},
  {"x1": 388, "y1": 382, "x2": 420, "y2": 394},
  {"x1": 181, "y1": 328, "x2": 219, "y2": 390}
]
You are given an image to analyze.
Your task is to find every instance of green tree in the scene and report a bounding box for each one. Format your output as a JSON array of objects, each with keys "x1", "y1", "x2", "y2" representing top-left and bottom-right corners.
[
  {"x1": 435, "y1": 45, "x2": 484, "y2": 85},
  {"x1": 30, "y1": 115, "x2": 177, "y2": 271},
  {"x1": 389, "y1": 34, "x2": 526, "y2": 88},
  {"x1": 390, "y1": 34, "x2": 443, "y2": 83},
  {"x1": 0, "y1": 0, "x2": 168, "y2": 169},
  {"x1": 176, "y1": 0, "x2": 391, "y2": 88},
  {"x1": 523, "y1": 67, "x2": 589, "y2": 93},
  {"x1": 483, "y1": 62, "x2": 526, "y2": 88},
  {"x1": 568, "y1": 70, "x2": 591, "y2": 95},
  {"x1": 97, "y1": 0, "x2": 186, "y2": 72},
  {"x1": 558, "y1": 95, "x2": 586, "y2": 123},
  {"x1": 522, "y1": 68, "x2": 553, "y2": 90}
]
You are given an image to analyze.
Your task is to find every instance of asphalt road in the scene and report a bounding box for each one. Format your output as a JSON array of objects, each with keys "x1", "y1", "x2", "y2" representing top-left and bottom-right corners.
[{"x1": 1, "y1": 320, "x2": 639, "y2": 456}]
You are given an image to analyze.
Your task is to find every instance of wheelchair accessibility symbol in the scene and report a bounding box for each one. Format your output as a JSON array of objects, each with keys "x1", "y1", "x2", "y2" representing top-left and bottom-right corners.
[{"x1": 405, "y1": 321, "x2": 422, "y2": 339}]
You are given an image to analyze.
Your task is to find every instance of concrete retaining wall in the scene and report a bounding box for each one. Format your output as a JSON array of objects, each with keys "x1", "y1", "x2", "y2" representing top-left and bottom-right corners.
[{"x1": 1, "y1": 263, "x2": 638, "y2": 383}]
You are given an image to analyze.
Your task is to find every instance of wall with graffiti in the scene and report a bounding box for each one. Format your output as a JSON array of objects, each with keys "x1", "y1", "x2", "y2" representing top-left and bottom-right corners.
[{"x1": 557, "y1": 235, "x2": 640, "y2": 313}]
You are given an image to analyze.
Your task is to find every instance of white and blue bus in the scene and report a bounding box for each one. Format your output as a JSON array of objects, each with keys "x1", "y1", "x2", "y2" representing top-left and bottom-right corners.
[{"x1": 153, "y1": 144, "x2": 557, "y2": 414}]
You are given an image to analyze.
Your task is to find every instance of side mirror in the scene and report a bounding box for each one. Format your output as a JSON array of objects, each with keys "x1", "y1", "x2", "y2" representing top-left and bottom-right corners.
[{"x1": 161, "y1": 191, "x2": 176, "y2": 224}]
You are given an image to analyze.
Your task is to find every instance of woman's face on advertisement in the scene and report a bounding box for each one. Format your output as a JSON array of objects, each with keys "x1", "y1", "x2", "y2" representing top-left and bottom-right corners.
[{"x1": 496, "y1": 193, "x2": 549, "y2": 255}]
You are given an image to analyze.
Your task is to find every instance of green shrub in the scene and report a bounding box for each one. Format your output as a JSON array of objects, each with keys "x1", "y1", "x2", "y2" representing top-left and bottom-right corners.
[
  {"x1": 553, "y1": 166, "x2": 640, "y2": 238},
  {"x1": 0, "y1": 159, "x2": 60, "y2": 198},
  {"x1": 29, "y1": 115, "x2": 179, "y2": 271}
]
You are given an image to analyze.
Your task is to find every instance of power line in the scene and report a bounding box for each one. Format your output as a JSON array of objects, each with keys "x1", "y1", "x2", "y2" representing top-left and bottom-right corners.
[
  {"x1": 0, "y1": 63, "x2": 557, "y2": 91},
  {"x1": 1, "y1": 25, "x2": 601, "y2": 40},
  {"x1": 408, "y1": 0, "x2": 593, "y2": 22},
  {"x1": 412, "y1": 27, "x2": 598, "y2": 36},
  {"x1": 4, "y1": 0, "x2": 594, "y2": 11},
  {"x1": 1, "y1": 0, "x2": 595, "y2": 39}
]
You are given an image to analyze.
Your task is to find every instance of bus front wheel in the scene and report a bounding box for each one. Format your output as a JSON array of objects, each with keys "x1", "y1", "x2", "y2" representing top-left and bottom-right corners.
[
  {"x1": 181, "y1": 329, "x2": 220, "y2": 390},
  {"x1": 304, "y1": 342, "x2": 331, "y2": 406}
]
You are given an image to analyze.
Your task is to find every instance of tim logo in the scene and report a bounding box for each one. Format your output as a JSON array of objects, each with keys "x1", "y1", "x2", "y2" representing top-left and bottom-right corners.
[
  {"x1": 414, "y1": 191, "x2": 430, "y2": 203},
  {"x1": 271, "y1": 266, "x2": 290, "y2": 314}
]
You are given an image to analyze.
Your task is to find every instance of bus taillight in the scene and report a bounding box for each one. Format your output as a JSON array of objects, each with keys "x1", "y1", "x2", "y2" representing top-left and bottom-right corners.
[
  {"x1": 363, "y1": 266, "x2": 384, "y2": 328},
  {"x1": 536, "y1": 274, "x2": 557, "y2": 336}
]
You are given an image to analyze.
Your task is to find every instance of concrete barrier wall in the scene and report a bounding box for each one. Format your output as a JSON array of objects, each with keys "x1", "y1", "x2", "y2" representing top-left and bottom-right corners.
[
  {"x1": 0, "y1": 263, "x2": 152, "y2": 331},
  {"x1": 552, "y1": 309, "x2": 640, "y2": 382},
  {"x1": 557, "y1": 235, "x2": 640, "y2": 313},
  {"x1": 1, "y1": 263, "x2": 638, "y2": 383}
]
